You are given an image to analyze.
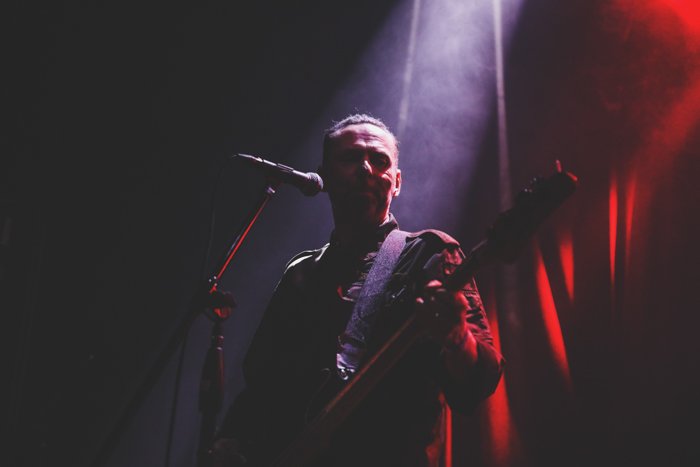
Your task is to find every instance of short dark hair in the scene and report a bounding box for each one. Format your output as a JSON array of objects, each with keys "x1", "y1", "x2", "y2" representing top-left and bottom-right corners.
[{"x1": 322, "y1": 113, "x2": 399, "y2": 164}]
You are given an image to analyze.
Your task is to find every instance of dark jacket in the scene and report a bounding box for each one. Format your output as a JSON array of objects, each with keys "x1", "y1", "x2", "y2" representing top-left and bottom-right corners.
[{"x1": 218, "y1": 217, "x2": 504, "y2": 466}]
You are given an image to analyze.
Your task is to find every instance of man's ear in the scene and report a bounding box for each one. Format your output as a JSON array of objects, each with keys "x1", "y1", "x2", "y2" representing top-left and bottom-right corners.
[{"x1": 393, "y1": 169, "x2": 402, "y2": 197}]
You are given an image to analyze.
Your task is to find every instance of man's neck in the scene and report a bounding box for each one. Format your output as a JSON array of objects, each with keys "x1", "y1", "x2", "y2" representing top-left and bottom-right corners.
[{"x1": 332, "y1": 214, "x2": 391, "y2": 247}]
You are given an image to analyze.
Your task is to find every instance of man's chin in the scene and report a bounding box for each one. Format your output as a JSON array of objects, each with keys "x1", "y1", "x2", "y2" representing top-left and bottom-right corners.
[
  {"x1": 336, "y1": 198, "x2": 389, "y2": 224},
  {"x1": 344, "y1": 194, "x2": 377, "y2": 210}
]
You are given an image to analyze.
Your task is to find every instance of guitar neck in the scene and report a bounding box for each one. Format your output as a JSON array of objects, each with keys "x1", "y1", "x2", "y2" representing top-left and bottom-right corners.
[{"x1": 445, "y1": 239, "x2": 491, "y2": 291}]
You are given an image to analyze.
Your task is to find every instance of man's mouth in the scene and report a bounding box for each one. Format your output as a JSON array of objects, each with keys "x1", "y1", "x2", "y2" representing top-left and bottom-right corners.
[{"x1": 352, "y1": 187, "x2": 378, "y2": 198}]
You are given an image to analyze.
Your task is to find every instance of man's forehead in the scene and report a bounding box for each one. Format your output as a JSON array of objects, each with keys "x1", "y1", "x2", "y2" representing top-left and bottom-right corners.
[{"x1": 332, "y1": 123, "x2": 397, "y2": 153}]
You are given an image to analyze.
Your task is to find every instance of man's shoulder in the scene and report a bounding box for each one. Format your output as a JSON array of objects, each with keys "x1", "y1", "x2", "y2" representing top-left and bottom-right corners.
[
  {"x1": 406, "y1": 228, "x2": 460, "y2": 247},
  {"x1": 279, "y1": 245, "x2": 329, "y2": 287},
  {"x1": 283, "y1": 244, "x2": 329, "y2": 273}
]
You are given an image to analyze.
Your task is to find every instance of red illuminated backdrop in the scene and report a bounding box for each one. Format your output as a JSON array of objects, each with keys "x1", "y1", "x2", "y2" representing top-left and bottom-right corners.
[{"x1": 464, "y1": 1, "x2": 700, "y2": 466}]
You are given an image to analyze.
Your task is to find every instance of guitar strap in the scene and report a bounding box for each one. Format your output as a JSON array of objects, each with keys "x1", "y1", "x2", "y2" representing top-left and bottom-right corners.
[{"x1": 335, "y1": 228, "x2": 409, "y2": 380}]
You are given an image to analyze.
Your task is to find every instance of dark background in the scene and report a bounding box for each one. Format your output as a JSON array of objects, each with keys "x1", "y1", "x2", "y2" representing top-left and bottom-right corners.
[{"x1": 5, "y1": 1, "x2": 700, "y2": 466}]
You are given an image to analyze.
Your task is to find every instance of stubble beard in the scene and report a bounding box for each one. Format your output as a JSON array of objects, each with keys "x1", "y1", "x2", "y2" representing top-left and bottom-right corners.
[{"x1": 332, "y1": 191, "x2": 389, "y2": 229}]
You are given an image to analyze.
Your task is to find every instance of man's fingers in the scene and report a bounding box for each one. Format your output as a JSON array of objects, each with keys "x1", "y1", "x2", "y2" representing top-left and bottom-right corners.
[{"x1": 424, "y1": 279, "x2": 443, "y2": 290}]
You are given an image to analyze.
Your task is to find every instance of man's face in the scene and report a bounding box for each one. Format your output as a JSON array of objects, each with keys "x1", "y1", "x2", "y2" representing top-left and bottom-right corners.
[{"x1": 321, "y1": 123, "x2": 401, "y2": 226}]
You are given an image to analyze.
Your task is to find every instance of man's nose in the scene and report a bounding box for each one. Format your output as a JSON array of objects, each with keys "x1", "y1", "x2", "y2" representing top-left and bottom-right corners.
[{"x1": 358, "y1": 156, "x2": 372, "y2": 175}]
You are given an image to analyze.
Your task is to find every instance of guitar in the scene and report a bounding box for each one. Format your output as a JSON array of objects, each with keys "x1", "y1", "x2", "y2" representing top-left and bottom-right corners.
[{"x1": 269, "y1": 163, "x2": 578, "y2": 467}]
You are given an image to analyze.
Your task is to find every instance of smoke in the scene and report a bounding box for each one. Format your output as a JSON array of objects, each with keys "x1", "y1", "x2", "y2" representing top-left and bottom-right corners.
[{"x1": 290, "y1": 0, "x2": 529, "y2": 236}]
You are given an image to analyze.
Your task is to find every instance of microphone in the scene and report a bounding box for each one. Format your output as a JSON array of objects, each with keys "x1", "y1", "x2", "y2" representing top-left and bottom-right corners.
[{"x1": 232, "y1": 153, "x2": 324, "y2": 196}]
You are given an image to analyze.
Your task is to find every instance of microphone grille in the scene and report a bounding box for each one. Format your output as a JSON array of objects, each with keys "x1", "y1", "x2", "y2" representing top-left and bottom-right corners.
[{"x1": 303, "y1": 173, "x2": 324, "y2": 196}]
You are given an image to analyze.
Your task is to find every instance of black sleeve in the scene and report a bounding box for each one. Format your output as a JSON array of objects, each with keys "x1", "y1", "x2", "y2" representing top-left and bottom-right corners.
[
  {"x1": 216, "y1": 271, "x2": 294, "y2": 437},
  {"x1": 429, "y1": 244, "x2": 506, "y2": 414},
  {"x1": 216, "y1": 248, "x2": 322, "y2": 463}
]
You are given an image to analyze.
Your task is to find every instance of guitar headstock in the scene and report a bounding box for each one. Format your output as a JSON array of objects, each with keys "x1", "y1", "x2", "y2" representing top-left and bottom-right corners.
[{"x1": 486, "y1": 161, "x2": 578, "y2": 263}]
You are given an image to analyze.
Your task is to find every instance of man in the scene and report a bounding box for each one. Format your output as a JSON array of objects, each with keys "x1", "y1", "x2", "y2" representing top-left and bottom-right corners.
[{"x1": 212, "y1": 114, "x2": 504, "y2": 466}]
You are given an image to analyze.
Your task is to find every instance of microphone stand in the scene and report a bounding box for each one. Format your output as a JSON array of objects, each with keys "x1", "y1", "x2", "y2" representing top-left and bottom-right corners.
[
  {"x1": 194, "y1": 178, "x2": 281, "y2": 467},
  {"x1": 89, "y1": 178, "x2": 282, "y2": 467}
]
